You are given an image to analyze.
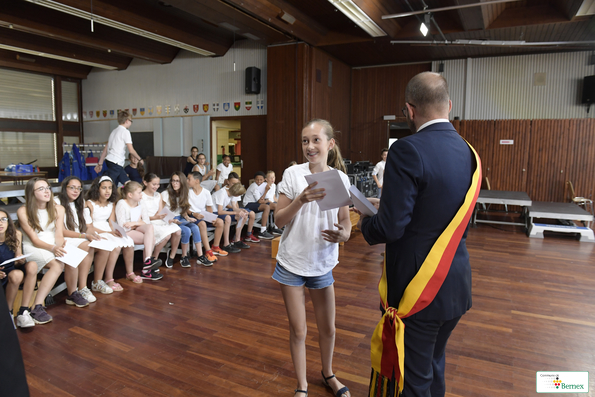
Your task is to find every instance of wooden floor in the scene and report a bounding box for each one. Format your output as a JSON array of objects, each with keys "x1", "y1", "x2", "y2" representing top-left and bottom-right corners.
[{"x1": 17, "y1": 223, "x2": 595, "y2": 396}]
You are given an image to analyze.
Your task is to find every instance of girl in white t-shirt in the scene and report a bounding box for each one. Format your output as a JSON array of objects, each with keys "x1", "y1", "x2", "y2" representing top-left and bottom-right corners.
[
  {"x1": 191, "y1": 152, "x2": 216, "y2": 181},
  {"x1": 274, "y1": 119, "x2": 352, "y2": 397},
  {"x1": 116, "y1": 182, "x2": 162, "y2": 281}
]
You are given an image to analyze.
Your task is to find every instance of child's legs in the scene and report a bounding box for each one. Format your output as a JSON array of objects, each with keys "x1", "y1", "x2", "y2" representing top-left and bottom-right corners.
[
  {"x1": 77, "y1": 245, "x2": 94, "y2": 289},
  {"x1": 153, "y1": 234, "x2": 170, "y2": 258},
  {"x1": 280, "y1": 284, "x2": 308, "y2": 391},
  {"x1": 6, "y1": 270, "x2": 24, "y2": 311},
  {"x1": 103, "y1": 247, "x2": 122, "y2": 281},
  {"x1": 247, "y1": 211, "x2": 255, "y2": 233},
  {"x1": 259, "y1": 204, "x2": 270, "y2": 227},
  {"x1": 197, "y1": 221, "x2": 211, "y2": 251},
  {"x1": 128, "y1": 225, "x2": 154, "y2": 259},
  {"x1": 222, "y1": 216, "x2": 231, "y2": 246},
  {"x1": 93, "y1": 249, "x2": 110, "y2": 283},
  {"x1": 178, "y1": 224, "x2": 191, "y2": 256},
  {"x1": 122, "y1": 247, "x2": 134, "y2": 275},
  {"x1": 34, "y1": 260, "x2": 64, "y2": 306},
  {"x1": 213, "y1": 218, "x2": 224, "y2": 246},
  {"x1": 234, "y1": 214, "x2": 246, "y2": 242},
  {"x1": 20, "y1": 262, "x2": 38, "y2": 308},
  {"x1": 168, "y1": 230, "x2": 181, "y2": 258},
  {"x1": 309, "y1": 285, "x2": 337, "y2": 377},
  {"x1": 187, "y1": 222, "x2": 203, "y2": 255}
]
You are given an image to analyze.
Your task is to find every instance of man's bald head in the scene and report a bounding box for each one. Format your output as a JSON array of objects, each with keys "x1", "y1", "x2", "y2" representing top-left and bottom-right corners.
[{"x1": 405, "y1": 72, "x2": 450, "y2": 118}]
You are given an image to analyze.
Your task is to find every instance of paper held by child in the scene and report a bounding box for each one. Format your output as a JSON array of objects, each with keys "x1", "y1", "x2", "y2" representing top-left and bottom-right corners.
[
  {"x1": 56, "y1": 244, "x2": 88, "y2": 268},
  {"x1": 349, "y1": 185, "x2": 378, "y2": 217},
  {"x1": 110, "y1": 220, "x2": 128, "y2": 238},
  {"x1": 0, "y1": 254, "x2": 32, "y2": 267},
  {"x1": 158, "y1": 206, "x2": 176, "y2": 223},
  {"x1": 304, "y1": 169, "x2": 351, "y2": 211}
]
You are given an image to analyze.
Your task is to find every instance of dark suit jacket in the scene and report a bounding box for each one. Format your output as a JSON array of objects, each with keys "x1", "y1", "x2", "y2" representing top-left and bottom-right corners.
[{"x1": 361, "y1": 122, "x2": 474, "y2": 321}]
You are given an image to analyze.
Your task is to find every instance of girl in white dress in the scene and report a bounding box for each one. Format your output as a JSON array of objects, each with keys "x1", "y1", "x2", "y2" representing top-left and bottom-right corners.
[
  {"x1": 116, "y1": 181, "x2": 162, "y2": 281},
  {"x1": 55, "y1": 176, "x2": 102, "y2": 303},
  {"x1": 17, "y1": 178, "x2": 69, "y2": 324},
  {"x1": 86, "y1": 176, "x2": 137, "y2": 287},
  {"x1": 141, "y1": 173, "x2": 181, "y2": 267}
]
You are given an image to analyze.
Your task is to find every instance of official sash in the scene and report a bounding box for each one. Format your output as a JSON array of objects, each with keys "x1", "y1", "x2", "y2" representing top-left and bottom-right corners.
[{"x1": 369, "y1": 142, "x2": 481, "y2": 396}]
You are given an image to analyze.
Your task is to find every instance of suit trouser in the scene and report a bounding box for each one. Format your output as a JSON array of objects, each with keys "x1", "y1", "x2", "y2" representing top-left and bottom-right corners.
[
  {"x1": 0, "y1": 290, "x2": 30, "y2": 396},
  {"x1": 399, "y1": 315, "x2": 461, "y2": 397}
]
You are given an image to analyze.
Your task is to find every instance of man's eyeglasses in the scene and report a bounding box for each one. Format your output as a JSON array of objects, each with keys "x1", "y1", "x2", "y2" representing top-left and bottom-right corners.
[
  {"x1": 67, "y1": 186, "x2": 83, "y2": 192},
  {"x1": 34, "y1": 186, "x2": 51, "y2": 193},
  {"x1": 402, "y1": 103, "x2": 416, "y2": 117}
]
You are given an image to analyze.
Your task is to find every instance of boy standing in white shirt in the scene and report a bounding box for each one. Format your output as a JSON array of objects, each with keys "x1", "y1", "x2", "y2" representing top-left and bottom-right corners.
[
  {"x1": 95, "y1": 111, "x2": 142, "y2": 186},
  {"x1": 372, "y1": 148, "x2": 388, "y2": 198},
  {"x1": 215, "y1": 155, "x2": 234, "y2": 187}
]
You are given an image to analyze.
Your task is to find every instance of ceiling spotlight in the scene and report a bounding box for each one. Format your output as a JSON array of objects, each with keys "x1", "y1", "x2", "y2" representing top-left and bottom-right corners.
[{"x1": 420, "y1": 13, "x2": 431, "y2": 36}]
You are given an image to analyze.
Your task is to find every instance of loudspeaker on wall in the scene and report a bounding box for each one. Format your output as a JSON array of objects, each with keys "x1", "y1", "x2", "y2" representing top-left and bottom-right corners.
[{"x1": 245, "y1": 67, "x2": 261, "y2": 94}]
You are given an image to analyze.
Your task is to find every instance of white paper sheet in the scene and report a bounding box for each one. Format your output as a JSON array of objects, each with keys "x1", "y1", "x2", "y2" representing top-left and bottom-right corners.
[
  {"x1": 89, "y1": 238, "x2": 117, "y2": 251},
  {"x1": 257, "y1": 182, "x2": 267, "y2": 196},
  {"x1": 110, "y1": 220, "x2": 128, "y2": 238},
  {"x1": 0, "y1": 254, "x2": 32, "y2": 267},
  {"x1": 158, "y1": 206, "x2": 176, "y2": 223},
  {"x1": 57, "y1": 244, "x2": 88, "y2": 268},
  {"x1": 349, "y1": 185, "x2": 378, "y2": 217},
  {"x1": 304, "y1": 169, "x2": 352, "y2": 211},
  {"x1": 199, "y1": 211, "x2": 218, "y2": 223},
  {"x1": 130, "y1": 205, "x2": 142, "y2": 222},
  {"x1": 236, "y1": 214, "x2": 246, "y2": 231}
]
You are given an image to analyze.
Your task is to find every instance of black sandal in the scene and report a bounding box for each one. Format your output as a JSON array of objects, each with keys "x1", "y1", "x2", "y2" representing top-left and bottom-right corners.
[
  {"x1": 321, "y1": 370, "x2": 350, "y2": 397},
  {"x1": 294, "y1": 389, "x2": 308, "y2": 395}
]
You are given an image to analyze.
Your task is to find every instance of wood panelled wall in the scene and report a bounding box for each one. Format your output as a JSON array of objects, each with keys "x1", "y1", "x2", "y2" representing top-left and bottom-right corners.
[
  {"x1": 455, "y1": 119, "x2": 595, "y2": 202},
  {"x1": 350, "y1": 63, "x2": 431, "y2": 162},
  {"x1": 266, "y1": 43, "x2": 351, "y2": 178}
]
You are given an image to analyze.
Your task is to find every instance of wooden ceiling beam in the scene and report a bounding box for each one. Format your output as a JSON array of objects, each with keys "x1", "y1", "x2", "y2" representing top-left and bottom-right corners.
[
  {"x1": 0, "y1": 49, "x2": 91, "y2": 80},
  {"x1": 0, "y1": 2, "x2": 178, "y2": 64},
  {"x1": 51, "y1": 0, "x2": 230, "y2": 56},
  {"x1": 455, "y1": 0, "x2": 488, "y2": 31},
  {"x1": 0, "y1": 27, "x2": 131, "y2": 70},
  {"x1": 222, "y1": 0, "x2": 328, "y2": 45},
  {"x1": 350, "y1": 0, "x2": 402, "y2": 38},
  {"x1": 162, "y1": 0, "x2": 289, "y2": 45},
  {"x1": 488, "y1": 5, "x2": 569, "y2": 30}
]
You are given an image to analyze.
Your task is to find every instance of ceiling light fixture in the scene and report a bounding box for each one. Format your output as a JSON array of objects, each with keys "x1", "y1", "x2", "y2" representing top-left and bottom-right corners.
[
  {"x1": 420, "y1": 13, "x2": 430, "y2": 36},
  {"x1": 279, "y1": 11, "x2": 296, "y2": 25},
  {"x1": 383, "y1": 0, "x2": 522, "y2": 19},
  {"x1": 24, "y1": 0, "x2": 215, "y2": 56},
  {"x1": 389, "y1": 39, "x2": 595, "y2": 47},
  {"x1": 0, "y1": 43, "x2": 117, "y2": 69},
  {"x1": 328, "y1": 0, "x2": 387, "y2": 37}
]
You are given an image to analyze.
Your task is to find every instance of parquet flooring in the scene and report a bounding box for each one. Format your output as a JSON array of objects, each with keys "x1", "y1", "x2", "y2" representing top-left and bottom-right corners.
[{"x1": 17, "y1": 224, "x2": 595, "y2": 396}]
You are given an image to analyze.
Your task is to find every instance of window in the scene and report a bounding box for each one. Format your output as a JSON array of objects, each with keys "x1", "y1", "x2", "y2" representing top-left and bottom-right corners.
[
  {"x1": 0, "y1": 132, "x2": 57, "y2": 167},
  {"x1": 0, "y1": 68, "x2": 55, "y2": 120},
  {"x1": 61, "y1": 81, "x2": 79, "y2": 121}
]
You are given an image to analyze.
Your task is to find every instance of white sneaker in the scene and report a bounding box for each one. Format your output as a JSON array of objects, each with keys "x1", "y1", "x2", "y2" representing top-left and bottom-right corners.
[
  {"x1": 16, "y1": 310, "x2": 35, "y2": 328},
  {"x1": 92, "y1": 280, "x2": 114, "y2": 295},
  {"x1": 79, "y1": 286, "x2": 97, "y2": 303}
]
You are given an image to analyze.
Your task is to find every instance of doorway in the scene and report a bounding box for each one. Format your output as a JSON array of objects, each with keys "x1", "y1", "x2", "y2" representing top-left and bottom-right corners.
[{"x1": 211, "y1": 119, "x2": 242, "y2": 180}]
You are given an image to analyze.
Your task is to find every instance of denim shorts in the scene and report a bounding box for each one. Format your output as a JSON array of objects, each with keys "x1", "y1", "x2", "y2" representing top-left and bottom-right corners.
[{"x1": 272, "y1": 262, "x2": 334, "y2": 289}]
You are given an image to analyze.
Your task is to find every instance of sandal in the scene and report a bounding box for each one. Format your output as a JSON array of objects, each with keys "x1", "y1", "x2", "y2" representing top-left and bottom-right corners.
[
  {"x1": 321, "y1": 371, "x2": 350, "y2": 397},
  {"x1": 106, "y1": 279, "x2": 124, "y2": 291},
  {"x1": 126, "y1": 272, "x2": 142, "y2": 284},
  {"x1": 294, "y1": 390, "x2": 308, "y2": 395}
]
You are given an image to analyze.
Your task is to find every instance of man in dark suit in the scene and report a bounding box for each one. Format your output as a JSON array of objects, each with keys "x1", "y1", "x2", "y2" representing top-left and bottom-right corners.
[
  {"x1": 0, "y1": 290, "x2": 29, "y2": 396},
  {"x1": 359, "y1": 72, "x2": 478, "y2": 397}
]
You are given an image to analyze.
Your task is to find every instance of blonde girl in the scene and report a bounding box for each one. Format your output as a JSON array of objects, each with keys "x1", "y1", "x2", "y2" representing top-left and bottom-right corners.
[
  {"x1": 274, "y1": 119, "x2": 352, "y2": 397},
  {"x1": 141, "y1": 173, "x2": 181, "y2": 267},
  {"x1": 86, "y1": 176, "x2": 137, "y2": 287},
  {"x1": 0, "y1": 209, "x2": 38, "y2": 328},
  {"x1": 17, "y1": 178, "x2": 69, "y2": 323},
  {"x1": 116, "y1": 181, "x2": 162, "y2": 281}
]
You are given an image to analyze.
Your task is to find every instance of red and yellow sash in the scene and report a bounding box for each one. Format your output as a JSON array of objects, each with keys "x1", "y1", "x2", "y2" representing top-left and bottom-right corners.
[{"x1": 369, "y1": 142, "x2": 481, "y2": 397}]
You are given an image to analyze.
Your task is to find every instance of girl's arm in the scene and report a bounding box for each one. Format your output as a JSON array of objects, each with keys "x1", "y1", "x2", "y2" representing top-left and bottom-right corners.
[
  {"x1": 54, "y1": 205, "x2": 66, "y2": 248},
  {"x1": 187, "y1": 156, "x2": 198, "y2": 165},
  {"x1": 15, "y1": 230, "x2": 25, "y2": 265},
  {"x1": 149, "y1": 195, "x2": 166, "y2": 221},
  {"x1": 217, "y1": 203, "x2": 234, "y2": 216},
  {"x1": 274, "y1": 182, "x2": 325, "y2": 228},
  {"x1": 215, "y1": 169, "x2": 221, "y2": 182},
  {"x1": 321, "y1": 205, "x2": 352, "y2": 243}
]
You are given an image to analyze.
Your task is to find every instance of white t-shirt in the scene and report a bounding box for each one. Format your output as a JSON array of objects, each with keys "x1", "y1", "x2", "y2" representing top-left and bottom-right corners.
[
  {"x1": 265, "y1": 183, "x2": 277, "y2": 202},
  {"x1": 212, "y1": 187, "x2": 240, "y2": 211},
  {"x1": 216, "y1": 163, "x2": 234, "y2": 184},
  {"x1": 105, "y1": 125, "x2": 132, "y2": 166},
  {"x1": 188, "y1": 187, "x2": 214, "y2": 213},
  {"x1": 372, "y1": 160, "x2": 386, "y2": 186},
  {"x1": 276, "y1": 163, "x2": 351, "y2": 277},
  {"x1": 242, "y1": 182, "x2": 266, "y2": 206}
]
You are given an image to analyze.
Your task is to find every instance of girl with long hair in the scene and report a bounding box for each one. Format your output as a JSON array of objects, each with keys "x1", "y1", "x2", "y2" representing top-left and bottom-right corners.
[
  {"x1": 274, "y1": 119, "x2": 351, "y2": 397},
  {"x1": 0, "y1": 209, "x2": 38, "y2": 328},
  {"x1": 86, "y1": 176, "x2": 137, "y2": 287},
  {"x1": 161, "y1": 171, "x2": 213, "y2": 267},
  {"x1": 17, "y1": 178, "x2": 69, "y2": 323}
]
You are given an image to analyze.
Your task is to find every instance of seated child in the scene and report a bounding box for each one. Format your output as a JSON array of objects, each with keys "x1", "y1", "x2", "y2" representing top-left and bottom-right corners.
[
  {"x1": 242, "y1": 171, "x2": 274, "y2": 240},
  {"x1": 264, "y1": 170, "x2": 283, "y2": 235},
  {"x1": 0, "y1": 209, "x2": 38, "y2": 328},
  {"x1": 124, "y1": 153, "x2": 144, "y2": 184}
]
